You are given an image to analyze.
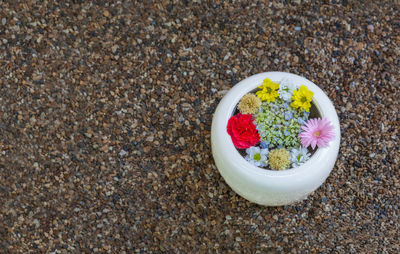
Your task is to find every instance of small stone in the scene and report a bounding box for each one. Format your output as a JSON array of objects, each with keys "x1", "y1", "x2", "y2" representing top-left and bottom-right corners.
[
  {"x1": 369, "y1": 153, "x2": 375, "y2": 158},
  {"x1": 119, "y1": 149, "x2": 127, "y2": 156},
  {"x1": 1, "y1": 18, "x2": 6, "y2": 26},
  {"x1": 100, "y1": 145, "x2": 109, "y2": 152},
  {"x1": 103, "y1": 10, "x2": 110, "y2": 17},
  {"x1": 367, "y1": 24, "x2": 374, "y2": 32},
  {"x1": 223, "y1": 52, "x2": 231, "y2": 61},
  {"x1": 294, "y1": 26, "x2": 301, "y2": 31},
  {"x1": 33, "y1": 219, "x2": 40, "y2": 228},
  {"x1": 217, "y1": 90, "x2": 228, "y2": 96},
  {"x1": 179, "y1": 137, "x2": 185, "y2": 146},
  {"x1": 323, "y1": 204, "x2": 331, "y2": 212},
  {"x1": 257, "y1": 42, "x2": 265, "y2": 47},
  {"x1": 111, "y1": 45, "x2": 118, "y2": 53},
  {"x1": 171, "y1": 35, "x2": 177, "y2": 43}
]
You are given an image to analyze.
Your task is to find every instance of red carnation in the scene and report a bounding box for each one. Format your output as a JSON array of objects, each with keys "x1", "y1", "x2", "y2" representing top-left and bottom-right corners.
[{"x1": 227, "y1": 113, "x2": 260, "y2": 149}]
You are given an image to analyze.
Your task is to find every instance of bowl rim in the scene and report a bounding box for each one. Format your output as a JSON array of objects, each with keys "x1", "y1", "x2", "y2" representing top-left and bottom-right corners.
[{"x1": 212, "y1": 71, "x2": 341, "y2": 178}]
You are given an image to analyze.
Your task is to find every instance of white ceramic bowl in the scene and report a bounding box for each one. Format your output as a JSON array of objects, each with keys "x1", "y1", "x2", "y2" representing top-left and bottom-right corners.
[{"x1": 211, "y1": 72, "x2": 341, "y2": 206}]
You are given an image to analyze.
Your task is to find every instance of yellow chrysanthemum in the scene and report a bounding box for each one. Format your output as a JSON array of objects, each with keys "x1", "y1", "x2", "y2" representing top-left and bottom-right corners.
[
  {"x1": 256, "y1": 78, "x2": 280, "y2": 102},
  {"x1": 290, "y1": 85, "x2": 314, "y2": 112},
  {"x1": 238, "y1": 93, "x2": 261, "y2": 114}
]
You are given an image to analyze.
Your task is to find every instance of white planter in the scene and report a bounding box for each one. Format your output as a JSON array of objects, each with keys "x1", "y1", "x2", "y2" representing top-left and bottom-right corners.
[{"x1": 211, "y1": 72, "x2": 341, "y2": 206}]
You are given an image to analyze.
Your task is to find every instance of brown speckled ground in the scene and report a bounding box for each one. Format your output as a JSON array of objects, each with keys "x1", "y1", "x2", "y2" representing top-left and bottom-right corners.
[{"x1": 0, "y1": 1, "x2": 399, "y2": 253}]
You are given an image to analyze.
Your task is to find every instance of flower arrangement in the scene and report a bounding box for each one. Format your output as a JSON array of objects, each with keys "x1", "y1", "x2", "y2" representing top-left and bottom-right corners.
[{"x1": 227, "y1": 77, "x2": 335, "y2": 170}]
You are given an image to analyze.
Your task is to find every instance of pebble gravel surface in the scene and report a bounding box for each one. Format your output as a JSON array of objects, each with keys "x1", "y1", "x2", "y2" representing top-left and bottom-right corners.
[{"x1": 0, "y1": 1, "x2": 399, "y2": 253}]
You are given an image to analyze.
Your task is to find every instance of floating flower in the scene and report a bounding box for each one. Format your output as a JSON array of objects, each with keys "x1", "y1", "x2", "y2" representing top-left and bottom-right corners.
[
  {"x1": 299, "y1": 118, "x2": 335, "y2": 149},
  {"x1": 255, "y1": 98, "x2": 306, "y2": 149},
  {"x1": 227, "y1": 113, "x2": 260, "y2": 149},
  {"x1": 238, "y1": 93, "x2": 261, "y2": 114},
  {"x1": 256, "y1": 78, "x2": 280, "y2": 102},
  {"x1": 278, "y1": 78, "x2": 296, "y2": 102},
  {"x1": 260, "y1": 141, "x2": 269, "y2": 149},
  {"x1": 245, "y1": 146, "x2": 269, "y2": 167},
  {"x1": 290, "y1": 147, "x2": 311, "y2": 167},
  {"x1": 268, "y1": 148, "x2": 290, "y2": 170},
  {"x1": 291, "y1": 85, "x2": 314, "y2": 112},
  {"x1": 284, "y1": 111, "x2": 293, "y2": 121}
]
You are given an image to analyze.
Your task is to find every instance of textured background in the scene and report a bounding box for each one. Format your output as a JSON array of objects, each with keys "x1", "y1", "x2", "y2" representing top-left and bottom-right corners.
[{"x1": 0, "y1": 0, "x2": 399, "y2": 253}]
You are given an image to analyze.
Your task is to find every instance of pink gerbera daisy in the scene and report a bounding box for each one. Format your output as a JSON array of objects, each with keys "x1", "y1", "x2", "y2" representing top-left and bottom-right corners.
[{"x1": 299, "y1": 118, "x2": 335, "y2": 149}]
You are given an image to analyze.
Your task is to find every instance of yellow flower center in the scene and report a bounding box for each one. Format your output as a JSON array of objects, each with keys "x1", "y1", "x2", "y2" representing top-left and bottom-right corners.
[
  {"x1": 254, "y1": 153, "x2": 261, "y2": 161},
  {"x1": 313, "y1": 131, "x2": 321, "y2": 137},
  {"x1": 301, "y1": 97, "x2": 307, "y2": 103},
  {"x1": 267, "y1": 87, "x2": 272, "y2": 93}
]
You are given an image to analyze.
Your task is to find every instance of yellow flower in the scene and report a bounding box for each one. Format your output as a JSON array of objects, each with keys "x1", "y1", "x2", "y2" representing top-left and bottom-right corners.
[
  {"x1": 290, "y1": 85, "x2": 314, "y2": 112},
  {"x1": 238, "y1": 93, "x2": 261, "y2": 114},
  {"x1": 256, "y1": 78, "x2": 280, "y2": 102},
  {"x1": 269, "y1": 148, "x2": 290, "y2": 170}
]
